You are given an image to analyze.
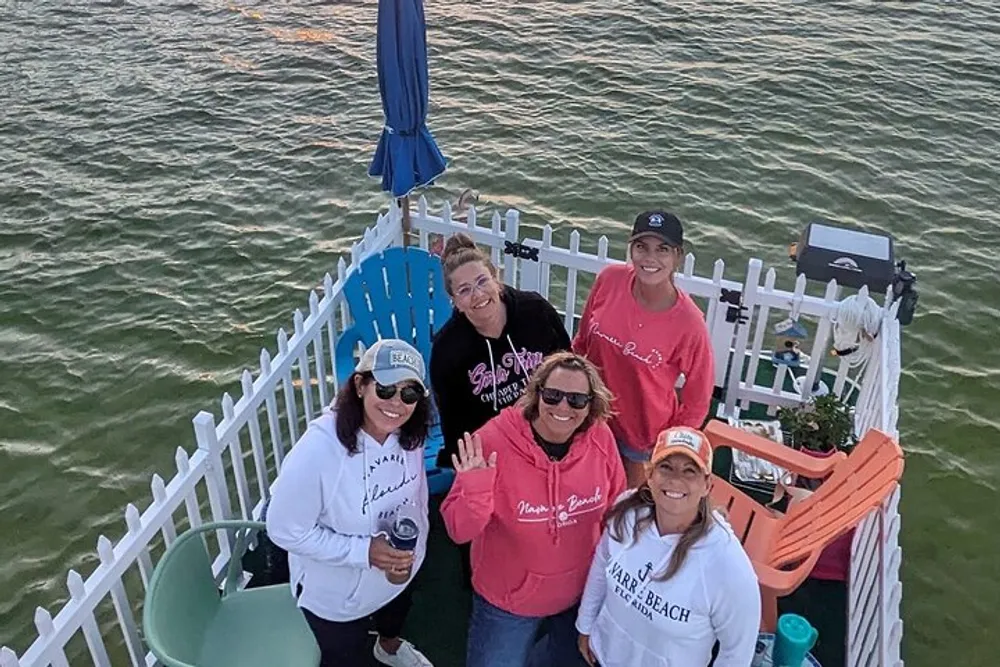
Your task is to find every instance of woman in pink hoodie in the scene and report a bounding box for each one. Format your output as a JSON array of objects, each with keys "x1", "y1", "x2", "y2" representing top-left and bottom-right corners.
[
  {"x1": 441, "y1": 352, "x2": 627, "y2": 667},
  {"x1": 573, "y1": 210, "x2": 715, "y2": 488}
]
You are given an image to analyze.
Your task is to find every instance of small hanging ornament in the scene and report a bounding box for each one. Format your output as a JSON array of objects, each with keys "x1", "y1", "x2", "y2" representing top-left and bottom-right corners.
[{"x1": 772, "y1": 296, "x2": 808, "y2": 368}]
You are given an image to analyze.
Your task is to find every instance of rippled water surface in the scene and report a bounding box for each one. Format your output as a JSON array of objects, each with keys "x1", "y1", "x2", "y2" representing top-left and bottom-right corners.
[{"x1": 2, "y1": 1, "x2": 999, "y2": 664}]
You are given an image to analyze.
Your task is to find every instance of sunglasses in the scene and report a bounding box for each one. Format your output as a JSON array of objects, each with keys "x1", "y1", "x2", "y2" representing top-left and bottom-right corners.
[
  {"x1": 374, "y1": 382, "x2": 423, "y2": 405},
  {"x1": 540, "y1": 387, "x2": 592, "y2": 410}
]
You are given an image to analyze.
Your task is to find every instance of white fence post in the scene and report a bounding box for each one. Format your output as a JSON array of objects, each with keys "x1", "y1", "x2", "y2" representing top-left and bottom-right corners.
[
  {"x1": 123, "y1": 504, "x2": 154, "y2": 589},
  {"x1": 503, "y1": 209, "x2": 520, "y2": 287},
  {"x1": 489, "y1": 210, "x2": 503, "y2": 269},
  {"x1": 175, "y1": 447, "x2": 203, "y2": 531},
  {"x1": 277, "y1": 328, "x2": 300, "y2": 445},
  {"x1": 564, "y1": 231, "x2": 585, "y2": 336},
  {"x1": 220, "y1": 393, "x2": 252, "y2": 521},
  {"x1": 0, "y1": 648, "x2": 21, "y2": 667},
  {"x1": 260, "y1": 349, "x2": 287, "y2": 472},
  {"x1": 193, "y1": 411, "x2": 234, "y2": 558},
  {"x1": 96, "y1": 536, "x2": 145, "y2": 667},
  {"x1": 293, "y1": 309, "x2": 315, "y2": 422},
  {"x1": 66, "y1": 570, "x2": 113, "y2": 667},
  {"x1": 30, "y1": 610, "x2": 69, "y2": 667},
  {"x1": 706, "y1": 259, "x2": 734, "y2": 388},
  {"x1": 241, "y1": 370, "x2": 270, "y2": 503},
  {"x1": 723, "y1": 258, "x2": 763, "y2": 417}
]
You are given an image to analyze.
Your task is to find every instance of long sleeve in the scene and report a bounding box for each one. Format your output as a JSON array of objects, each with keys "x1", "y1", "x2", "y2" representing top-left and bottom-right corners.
[
  {"x1": 439, "y1": 467, "x2": 497, "y2": 544},
  {"x1": 673, "y1": 322, "x2": 715, "y2": 429},
  {"x1": 575, "y1": 530, "x2": 611, "y2": 635},
  {"x1": 572, "y1": 273, "x2": 603, "y2": 355},
  {"x1": 608, "y1": 457, "x2": 627, "y2": 515},
  {"x1": 707, "y1": 549, "x2": 762, "y2": 667},
  {"x1": 265, "y1": 443, "x2": 371, "y2": 568}
]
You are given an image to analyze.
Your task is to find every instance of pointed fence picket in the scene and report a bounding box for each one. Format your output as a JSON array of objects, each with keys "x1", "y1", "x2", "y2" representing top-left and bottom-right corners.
[{"x1": 2, "y1": 200, "x2": 903, "y2": 667}]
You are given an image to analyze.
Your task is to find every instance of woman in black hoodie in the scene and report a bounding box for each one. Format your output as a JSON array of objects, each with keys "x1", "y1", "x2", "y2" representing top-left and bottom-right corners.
[{"x1": 430, "y1": 232, "x2": 571, "y2": 584}]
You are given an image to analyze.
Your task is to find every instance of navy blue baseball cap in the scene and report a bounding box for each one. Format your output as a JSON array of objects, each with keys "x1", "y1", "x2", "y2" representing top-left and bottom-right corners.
[{"x1": 630, "y1": 210, "x2": 684, "y2": 247}]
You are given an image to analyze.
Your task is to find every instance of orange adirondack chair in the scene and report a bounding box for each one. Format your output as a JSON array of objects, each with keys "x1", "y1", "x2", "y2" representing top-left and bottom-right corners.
[{"x1": 703, "y1": 419, "x2": 905, "y2": 631}]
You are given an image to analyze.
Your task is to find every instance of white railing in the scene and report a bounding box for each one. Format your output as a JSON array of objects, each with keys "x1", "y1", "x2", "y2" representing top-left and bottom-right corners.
[{"x1": 1, "y1": 200, "x2": 903, "y2": 667}]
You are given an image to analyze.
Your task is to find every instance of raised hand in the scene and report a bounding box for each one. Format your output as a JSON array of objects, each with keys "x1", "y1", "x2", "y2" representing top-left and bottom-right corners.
[{"x1": 451, "y1": 431, "x2": 497, "y2": 473}]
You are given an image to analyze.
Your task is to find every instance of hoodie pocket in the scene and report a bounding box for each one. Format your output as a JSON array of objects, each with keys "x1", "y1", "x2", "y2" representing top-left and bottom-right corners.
[
  {"x1": 593, "y1": 608, "x2": 670, "y2": 667},
  {"x1": 505, "y1": 568, "x2": 587, "y2": 614},
  {"x1": 301, "y1": 563, "x2": 365, "y2": 612}
]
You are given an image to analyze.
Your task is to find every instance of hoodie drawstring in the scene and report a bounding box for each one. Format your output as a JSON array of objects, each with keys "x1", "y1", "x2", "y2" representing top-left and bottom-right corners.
[
  {"x1": 506, "y1": 334, "x2": 527, "y2": 376},
  {"x1": 548, "y1": 464, "x2": 561, "y2": 544},
  {"x1": 485, "y1": 338, "x2": 499, "y2": 411},
  {"x1": 484, "y1": 335, "x2": 530, "y2": 413}
]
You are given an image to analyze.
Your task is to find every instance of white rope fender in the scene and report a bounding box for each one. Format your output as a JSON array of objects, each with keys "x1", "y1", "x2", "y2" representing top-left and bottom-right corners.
[{"x1": 832, "y1": 293, "x2": 882, "y2": 367}]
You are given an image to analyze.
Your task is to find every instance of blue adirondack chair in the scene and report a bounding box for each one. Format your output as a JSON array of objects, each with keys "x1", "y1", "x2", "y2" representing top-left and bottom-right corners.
[{"x1": 334, "y1": 246, "x2": 455, "y2": 495}]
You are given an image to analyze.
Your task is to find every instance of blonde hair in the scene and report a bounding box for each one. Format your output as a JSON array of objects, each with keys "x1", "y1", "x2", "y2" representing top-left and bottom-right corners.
[
  {"x1": 440, "y1": 233, "x2": 498, "y2": 296},
  {"x1": 518, "y1": 352, "x2": 614, "y2": 434}
]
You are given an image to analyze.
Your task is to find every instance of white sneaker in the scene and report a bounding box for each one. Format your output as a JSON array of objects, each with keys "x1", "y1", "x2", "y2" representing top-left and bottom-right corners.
[{"x1": 373, "y1": 638, "x2": 433, "y2": 667}]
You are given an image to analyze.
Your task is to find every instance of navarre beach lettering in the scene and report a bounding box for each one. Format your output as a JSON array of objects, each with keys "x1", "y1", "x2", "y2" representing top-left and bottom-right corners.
[
  {"x1": 609, "y1": 561, "x2": 692, "y2": 623},
  {"x1": 515, "y1": 486, "x2": 605, "y2": 527},
  {"x1": 589, "y1": 322, "x2": 664, "y2": 369}
]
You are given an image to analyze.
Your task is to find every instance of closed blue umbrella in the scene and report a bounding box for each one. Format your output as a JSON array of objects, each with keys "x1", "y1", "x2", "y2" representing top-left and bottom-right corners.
[{"x1": 368, "y1": 0, "x2": 447, "y2": 209}]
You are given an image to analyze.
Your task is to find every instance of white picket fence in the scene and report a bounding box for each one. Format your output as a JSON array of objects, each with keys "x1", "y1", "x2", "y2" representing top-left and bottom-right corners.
[{"x1": 1, "y1": 200, "x2": 903, "y2": 667}]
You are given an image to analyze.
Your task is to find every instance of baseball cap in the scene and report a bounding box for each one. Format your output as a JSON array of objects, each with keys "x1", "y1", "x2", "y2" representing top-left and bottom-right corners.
[
  {"x1": 648, "y1": 426, "x2": 712, "y2": 474},
  {"x1": 354, "y1": 339, "x2": 429, "y2": 395},
  {"x1": 629, "y1": 210, "x2": 684, "y2": 248}
]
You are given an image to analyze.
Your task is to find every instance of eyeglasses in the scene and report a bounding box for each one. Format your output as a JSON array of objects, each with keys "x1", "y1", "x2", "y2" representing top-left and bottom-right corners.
[
  {"x1": 540, "y1": 387, "x2": 592, "y2": 410},
  {"x1": 454, "y1": 274, "x2": 492, "y2": 300},
  {"x1": 374, "y1": 383, "x2": 423, "y2": 405}
]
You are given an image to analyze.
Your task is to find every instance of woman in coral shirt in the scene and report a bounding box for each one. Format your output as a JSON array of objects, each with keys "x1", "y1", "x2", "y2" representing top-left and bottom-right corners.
[{"x1": 573, "y1": 210, "x2": 715, "y2": 487}]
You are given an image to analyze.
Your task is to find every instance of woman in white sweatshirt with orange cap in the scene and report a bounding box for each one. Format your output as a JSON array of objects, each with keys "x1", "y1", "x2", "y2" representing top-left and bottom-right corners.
[{"x1": 575, "y1": 425, "x2": 760, "y2": 667}]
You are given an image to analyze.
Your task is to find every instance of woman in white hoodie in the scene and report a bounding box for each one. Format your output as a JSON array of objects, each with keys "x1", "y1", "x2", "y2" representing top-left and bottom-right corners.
[
  {"x1": 267, "y1": 339, "x2": 434, "y2": 667},
  {"x1": 575, "y1": 425, "x2": 761, "y2": 667}
]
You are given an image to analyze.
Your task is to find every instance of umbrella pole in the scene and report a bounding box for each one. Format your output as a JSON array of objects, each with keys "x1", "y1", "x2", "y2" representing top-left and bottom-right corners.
[{"x1": 400, "y1": 196, "x2": 411, "y2": 248}]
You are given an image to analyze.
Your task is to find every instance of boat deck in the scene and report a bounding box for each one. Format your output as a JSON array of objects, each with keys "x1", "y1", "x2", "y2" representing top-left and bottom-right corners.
[
  {"x1": 392, "y1": 490, "x2": 845, "y2": 667},
  {"x1": 315, "y1": 390, "x2": 849, "y2": 667}
]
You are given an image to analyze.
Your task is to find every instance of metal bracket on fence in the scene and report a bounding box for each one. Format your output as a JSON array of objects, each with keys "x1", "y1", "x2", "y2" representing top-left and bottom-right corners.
[
  {"x1": 503, "y1": 241, "x2": 540, "y2": 262},
  {"x1": 720, "y1": 288, "x2": 748, "y2": 324}
]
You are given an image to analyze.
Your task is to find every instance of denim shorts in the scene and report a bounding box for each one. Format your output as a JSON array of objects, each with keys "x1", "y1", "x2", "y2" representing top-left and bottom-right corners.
[{"x1": 616, "y1": 436, "x2": 651, "y2": 463}]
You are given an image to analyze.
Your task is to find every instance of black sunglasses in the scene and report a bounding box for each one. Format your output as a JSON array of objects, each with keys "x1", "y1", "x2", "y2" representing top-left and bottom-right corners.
[
  {"x1": 540, "y1": 387, "x2": 592, "y2": 410},
  {"x1": 374, "y1": 382, "x2": 423, "y2": 405}
]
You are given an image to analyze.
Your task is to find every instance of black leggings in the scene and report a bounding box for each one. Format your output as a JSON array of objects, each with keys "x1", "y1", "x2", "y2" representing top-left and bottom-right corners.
[{"x1": 300, "y1": 585, "x2": 413, "y2": 667}]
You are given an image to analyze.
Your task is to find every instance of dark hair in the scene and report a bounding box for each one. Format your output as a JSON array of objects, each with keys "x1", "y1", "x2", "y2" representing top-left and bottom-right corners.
[
  {"x1": 518, "y1": 352, "x2": 614, "y2": 434},
  {"x1": 440, "y1": 232, "x2": 499, "y2": 296},
  {"x1": 334, "y1": 372, "x2": 432, "y2": 454},
  {"x1": 605, "y1": 485, "x2": 713, "y2": 582}
]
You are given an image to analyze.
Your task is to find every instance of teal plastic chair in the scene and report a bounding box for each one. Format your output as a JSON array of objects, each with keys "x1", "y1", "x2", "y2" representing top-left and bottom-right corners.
[
  {"x1": 334, "y1": 246, "x2": 455, "y2": 495},
  {"x1": 142, "y1": 520, "x2": 320, "y2": 667}
]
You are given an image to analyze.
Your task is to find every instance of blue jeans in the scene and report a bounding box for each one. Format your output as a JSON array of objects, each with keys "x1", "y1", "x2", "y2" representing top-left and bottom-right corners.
[
  {"x1": 466, "y1": 593, "x2": 587, "y2": 667},
  {"x1": 616, "y1": 436, "x2": 651, "y2": 463}
]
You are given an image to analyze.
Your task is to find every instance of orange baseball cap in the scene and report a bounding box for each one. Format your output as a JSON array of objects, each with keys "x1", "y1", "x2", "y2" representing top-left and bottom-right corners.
[{"x1": 649, "y1": 426, "x2": 713, "y2": 474}]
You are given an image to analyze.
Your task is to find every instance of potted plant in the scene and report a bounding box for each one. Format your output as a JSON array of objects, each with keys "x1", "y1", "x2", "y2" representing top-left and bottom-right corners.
[
  {"x1": 777, "y1": 393, "x2": 856, "y2": 454},
  {"x1": 776, "y1": 393, "x2": 858, "y2": 588}
]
